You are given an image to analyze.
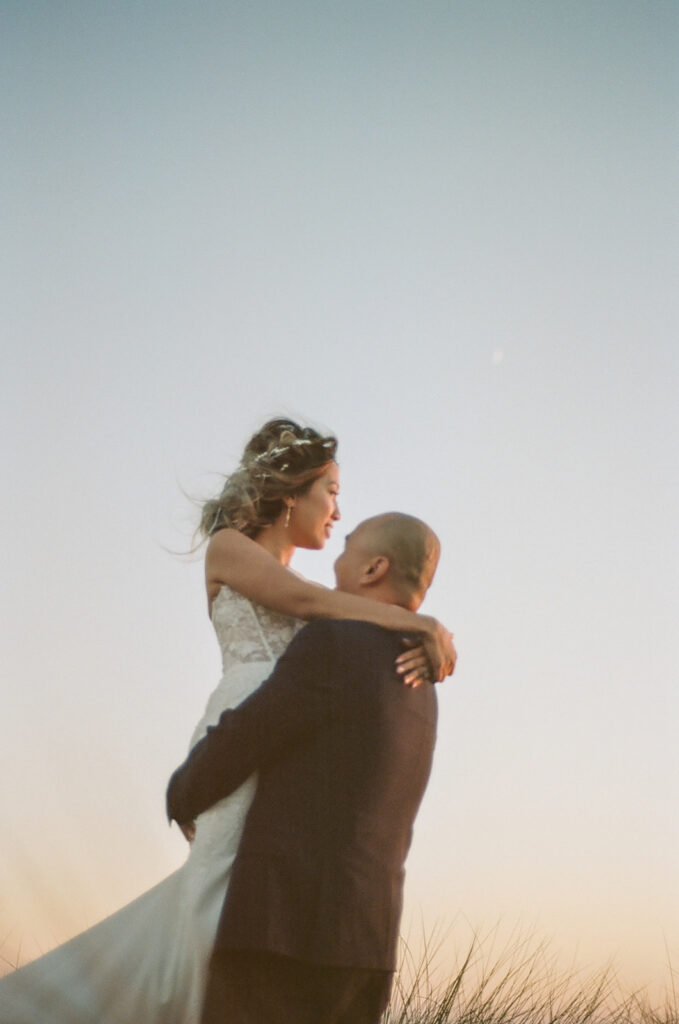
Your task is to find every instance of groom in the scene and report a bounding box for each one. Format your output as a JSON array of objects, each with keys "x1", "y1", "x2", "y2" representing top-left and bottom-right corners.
[{"x1": 167, "y1": 512, "x2": 445, "y2": 1024}]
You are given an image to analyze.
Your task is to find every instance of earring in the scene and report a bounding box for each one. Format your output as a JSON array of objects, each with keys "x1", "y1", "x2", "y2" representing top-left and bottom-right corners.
[{"x1": 284, "y1": 504, "x2": 292, "y2": 528}]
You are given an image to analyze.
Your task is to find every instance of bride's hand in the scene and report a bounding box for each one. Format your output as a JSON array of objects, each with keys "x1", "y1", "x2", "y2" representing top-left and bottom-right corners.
[
  {"x1": 395, "y1": 639, "x2": 431, "y2": 687},
  {"x1": 419, "y1": 617, "x2": 457, "y2": 682}
]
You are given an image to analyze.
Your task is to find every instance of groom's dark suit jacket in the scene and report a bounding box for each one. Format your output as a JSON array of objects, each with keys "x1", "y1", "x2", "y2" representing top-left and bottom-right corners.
[{"x1": 167, "y1": 619, "x2": 437, "y2": 972}]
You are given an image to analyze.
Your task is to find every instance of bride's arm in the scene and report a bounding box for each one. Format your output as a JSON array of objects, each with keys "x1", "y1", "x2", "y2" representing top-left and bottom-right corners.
[{"x1": 206, "y1": 529, "x2": 456, "y2": 681}]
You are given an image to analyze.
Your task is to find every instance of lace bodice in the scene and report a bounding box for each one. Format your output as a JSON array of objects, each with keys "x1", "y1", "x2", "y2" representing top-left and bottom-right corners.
[
  {"x1": 211, "y1": 584, "x2": 305, "y2": 670},
  {"x1": 188, "y1": 585, "x2": 304, "y2": 753}
]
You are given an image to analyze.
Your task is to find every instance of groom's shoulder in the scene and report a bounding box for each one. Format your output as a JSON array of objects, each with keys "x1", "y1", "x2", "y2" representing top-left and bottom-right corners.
[{"x1": 292, "y1": 618, "x2": 398, "y2": 659}]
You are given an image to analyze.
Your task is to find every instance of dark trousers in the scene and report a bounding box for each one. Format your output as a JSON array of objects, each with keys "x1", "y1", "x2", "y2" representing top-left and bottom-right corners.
[{"x1": 201, "y1": 949, "x2": 393, "y2": 1024}]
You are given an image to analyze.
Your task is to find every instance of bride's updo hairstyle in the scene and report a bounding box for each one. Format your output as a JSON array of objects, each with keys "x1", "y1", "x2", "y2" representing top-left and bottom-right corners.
[{"x1": 199, "y1": 419, "x2": 338, "y2": 539}]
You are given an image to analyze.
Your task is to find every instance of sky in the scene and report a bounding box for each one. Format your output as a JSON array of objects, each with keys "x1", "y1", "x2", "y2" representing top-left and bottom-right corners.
[{"x1": 1, "y1": 0, "x2": 677, "y2": 1001}]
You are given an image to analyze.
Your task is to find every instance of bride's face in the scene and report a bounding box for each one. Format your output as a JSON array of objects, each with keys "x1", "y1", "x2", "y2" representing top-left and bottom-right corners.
[{"x1": 289, "y1": 461, "x2": 340, "y2": 550}]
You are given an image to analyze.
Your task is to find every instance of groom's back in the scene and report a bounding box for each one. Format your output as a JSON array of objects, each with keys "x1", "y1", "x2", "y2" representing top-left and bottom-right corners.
[{"x1": 216, "y1": 618, "x2": 437, "y2": 971}]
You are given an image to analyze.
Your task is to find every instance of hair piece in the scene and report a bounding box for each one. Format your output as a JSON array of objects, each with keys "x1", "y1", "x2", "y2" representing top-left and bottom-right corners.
[{"x1": 198, "y1": 419, "x2": 337, "y2": 540}]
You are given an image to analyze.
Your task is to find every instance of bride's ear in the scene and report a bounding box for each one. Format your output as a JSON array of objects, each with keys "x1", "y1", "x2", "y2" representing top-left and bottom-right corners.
[{"x1": 360, "y1": 556, "x2": 390, "y2": 586}]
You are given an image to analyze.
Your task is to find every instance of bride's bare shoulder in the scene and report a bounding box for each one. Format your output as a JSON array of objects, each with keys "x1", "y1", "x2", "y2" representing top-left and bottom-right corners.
[
  {"x1": 205, "y1": 528, "x2": 300, "y2": 604},
  {"x1": 204, "y1": 528, "x2": 332, "y2": 622},
  {"x1": 207, "y1": 528, "x2": 273, "y2": 565},
  {"x1": 206, "y1": 529, "x2": 265, "y2": 599},
  {"x1": 206, "y1": 527, "x2": 256, "y2": 559}
]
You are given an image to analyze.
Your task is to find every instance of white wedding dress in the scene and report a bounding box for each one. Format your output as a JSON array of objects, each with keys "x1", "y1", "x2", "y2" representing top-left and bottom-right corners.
[{"x1": 0, "y1": 585, "x2": 304, "y2": 1024}]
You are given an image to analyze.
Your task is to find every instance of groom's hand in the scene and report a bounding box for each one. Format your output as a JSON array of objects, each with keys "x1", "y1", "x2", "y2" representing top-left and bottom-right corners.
[
  {"x1": 179, "y1": 820, "x2": 196, "y2": 843},
  {"x1": 167, "y1": 764, "x2": 196, "y2": 841}
]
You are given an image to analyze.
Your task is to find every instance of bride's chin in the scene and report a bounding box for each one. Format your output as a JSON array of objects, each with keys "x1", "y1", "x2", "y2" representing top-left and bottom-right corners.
[{"x1": 297, "y1": 536, "x2": 324, "y2": 552}]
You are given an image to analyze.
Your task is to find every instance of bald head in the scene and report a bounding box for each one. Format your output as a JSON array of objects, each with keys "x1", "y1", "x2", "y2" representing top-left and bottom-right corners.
[{"x1": 334, "y1": 512, "x2": 440, "y2": 609}]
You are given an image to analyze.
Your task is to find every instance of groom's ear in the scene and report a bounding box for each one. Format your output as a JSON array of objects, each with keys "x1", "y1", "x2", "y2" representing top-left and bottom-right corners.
[{"x1": 360, "y1": 555, "x2": 390, "y2": 586}]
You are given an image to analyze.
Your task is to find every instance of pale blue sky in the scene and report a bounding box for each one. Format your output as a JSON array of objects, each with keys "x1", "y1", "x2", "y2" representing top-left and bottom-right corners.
[{"x1": 2, "y1": 0, "x2": 677, "y2": 995}]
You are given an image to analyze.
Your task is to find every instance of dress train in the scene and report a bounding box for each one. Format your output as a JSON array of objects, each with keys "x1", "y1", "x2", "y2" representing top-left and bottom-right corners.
[{"x1": 0, "y1": 587, "x2": 303, "y2": 1023}]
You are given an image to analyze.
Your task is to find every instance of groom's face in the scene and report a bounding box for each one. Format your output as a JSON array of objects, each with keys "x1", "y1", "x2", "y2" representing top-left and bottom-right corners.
[
  {"x1": 333, "y1": 526, "x2": 372, "y2": 594},
  {"x1": 331, "y1": 528, "x2": 364, "y2": 593}
]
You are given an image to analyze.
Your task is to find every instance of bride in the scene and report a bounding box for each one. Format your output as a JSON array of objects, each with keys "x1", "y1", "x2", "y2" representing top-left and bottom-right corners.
[{"x1": 0, "y1": 418, "x2": 456, "y2": 1024}]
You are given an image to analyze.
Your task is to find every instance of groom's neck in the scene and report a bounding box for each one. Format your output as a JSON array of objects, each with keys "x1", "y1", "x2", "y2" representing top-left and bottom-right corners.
[{"x1": 337, "y1": 582, "x2": 420, "y2": 611}]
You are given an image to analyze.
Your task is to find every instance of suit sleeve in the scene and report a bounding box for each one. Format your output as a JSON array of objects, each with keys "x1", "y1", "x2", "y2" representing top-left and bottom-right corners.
[{"x1": 166, "y1": 620, "x2": 337, "y2": 826}]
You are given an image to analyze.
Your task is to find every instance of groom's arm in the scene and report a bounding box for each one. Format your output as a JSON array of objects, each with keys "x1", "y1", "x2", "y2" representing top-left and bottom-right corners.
[{"x1": 166, "y1": 619, "x2": 338, "y2": 828}]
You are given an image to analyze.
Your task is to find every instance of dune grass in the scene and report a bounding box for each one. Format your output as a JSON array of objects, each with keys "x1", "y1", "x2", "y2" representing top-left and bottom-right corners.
[
  {"x1": 384, "y1": 930, "x2": 678, "y2": 1024},
  {"x1": 3, "y1": 920, "x2": 677, "y2": 1022}
]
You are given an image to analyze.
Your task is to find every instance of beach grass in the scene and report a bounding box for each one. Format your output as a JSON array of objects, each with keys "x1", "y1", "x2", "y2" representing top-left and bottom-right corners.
[
  {"x1": 384, "y1": 930, "x2": 678, "y2": 1024},
  {"x1": 3, "y1": 922, "x2": 677, "y2": 1023}
]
